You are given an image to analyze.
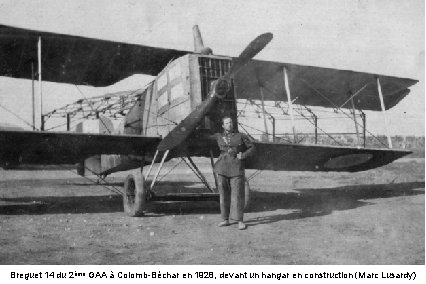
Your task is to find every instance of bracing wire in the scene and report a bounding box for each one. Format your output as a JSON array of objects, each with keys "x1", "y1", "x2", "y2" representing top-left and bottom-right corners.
[{"x1": 0, "y1": 103, "x2": 39, "y2": 130}]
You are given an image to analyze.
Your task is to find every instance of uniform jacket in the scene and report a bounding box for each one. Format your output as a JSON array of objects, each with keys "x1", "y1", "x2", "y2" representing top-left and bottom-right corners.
[{"x1": 212, "y1": 131, "x2": 255, "y2": 177}]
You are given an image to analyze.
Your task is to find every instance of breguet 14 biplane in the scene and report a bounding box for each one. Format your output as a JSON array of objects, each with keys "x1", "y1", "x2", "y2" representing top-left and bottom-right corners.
[{"x1": 0, "y1": 24, "x2": 418, "y2": 216}]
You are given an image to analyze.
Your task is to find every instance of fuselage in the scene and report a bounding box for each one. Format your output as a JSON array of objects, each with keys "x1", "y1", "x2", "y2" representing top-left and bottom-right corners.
[
  {"x1": 84, "y1": 53, "x2": 238, "y2": 175},
  {"x1": 123, "y1": 53, "x2": 237, "y2": 137}
]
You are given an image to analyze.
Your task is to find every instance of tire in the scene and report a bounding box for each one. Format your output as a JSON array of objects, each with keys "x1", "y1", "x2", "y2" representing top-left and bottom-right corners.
[
  {"x1": 123, "y1": 171, "x2": 147, "y2": 217},
  {"x1": 244, "y1": 177, "x2": 251, "y2": 211}
]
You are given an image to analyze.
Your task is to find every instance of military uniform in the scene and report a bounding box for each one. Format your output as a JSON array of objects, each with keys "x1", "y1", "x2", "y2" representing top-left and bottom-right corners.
[{"x1": 212, "y1": 131, "x2": 255, "y2": 221}]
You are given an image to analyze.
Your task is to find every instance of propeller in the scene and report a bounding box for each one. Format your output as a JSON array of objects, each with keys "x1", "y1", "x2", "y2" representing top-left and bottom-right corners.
[{"x1": 157, "y1": 32, "x2": 273, "y2": 152}]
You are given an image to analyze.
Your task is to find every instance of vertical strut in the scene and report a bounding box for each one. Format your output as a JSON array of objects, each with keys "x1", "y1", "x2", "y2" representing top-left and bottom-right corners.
[
  {"x1": 361, "y1": 111, "x2": 366, "y2": 147},
  {"x1": 314, "y1": 114, "x2": 318, "y2": 144},
  {"x1": 31, "y1": 62, "x2": 35, "y2": 131},
  {"x1": 66, "y1": 113, "x2": 71, "y2": 131},
  {"x1": 38, "y1": 36, "x2": 43, "y2": 130},
  {"x1": 41, "y1": 115, "x2": 45, "y2": 131},
  {"x1": 260, "y1": 86, "x2": 269, "y2": 141},
  {"x1": 283, "y1": 67, "x2": 297, "y2": 142},
  {"x1": 270, "y1": 115, "x2": 276, "y2": 142},
  {"x1": 351, "y1": 97, "x2": 360, "y2": 145},
  {"x1": 376, "y1": 78, "x2": 392, "y2": 148}
]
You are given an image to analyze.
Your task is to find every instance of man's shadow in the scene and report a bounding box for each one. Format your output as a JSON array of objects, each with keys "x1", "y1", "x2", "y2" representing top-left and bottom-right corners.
[{"x1": 244, "y1": 181, "x2": 424, "y2": 227}]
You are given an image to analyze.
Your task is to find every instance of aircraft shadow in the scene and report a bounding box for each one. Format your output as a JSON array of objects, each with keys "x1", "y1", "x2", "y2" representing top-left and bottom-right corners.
[
  {"x1": 67, "y1": 181, "x2": 124, "y2": 187},
  {"x1": 0, "y1": 195, "x2": 124, "y2": 215},
  {"x1": 0, "y1": 181, "x2": 217, "y2": 215},
  {"x1": 0, "y1": 181, "x2": 423, "y2": 218},
  {"x1": 245, "y1": 181, "x2": 425, "y2": 227}
]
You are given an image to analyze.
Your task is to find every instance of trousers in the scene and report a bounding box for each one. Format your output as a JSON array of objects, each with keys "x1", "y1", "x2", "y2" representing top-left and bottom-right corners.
[{"x1": 217, "y1": 174, "x2": 245, "y2": 221}]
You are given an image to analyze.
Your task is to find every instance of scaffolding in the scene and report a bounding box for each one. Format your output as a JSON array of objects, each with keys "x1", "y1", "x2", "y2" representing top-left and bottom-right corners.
[{"x1": 41, "y1": 89, "x2": 144, "y2": 131}]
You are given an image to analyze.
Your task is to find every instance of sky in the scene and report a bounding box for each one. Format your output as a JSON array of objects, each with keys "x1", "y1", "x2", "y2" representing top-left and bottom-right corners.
[{"x1": 0, "y1": 0, "x2": 424, "y2": 135}]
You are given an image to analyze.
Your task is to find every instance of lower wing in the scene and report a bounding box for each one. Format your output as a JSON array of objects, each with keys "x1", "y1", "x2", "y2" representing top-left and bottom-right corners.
[
  {"x1": 0, "y1": 130, "x2": 161, "y2": 167},
  {"x1": 245, "y1": 142, "x2": 411, "y2": 172},
  {"x1": 0, "y1": 130, "x2": 410, "y2": 172}
]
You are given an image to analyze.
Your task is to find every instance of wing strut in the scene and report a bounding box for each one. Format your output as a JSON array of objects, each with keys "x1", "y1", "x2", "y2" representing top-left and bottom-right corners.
[
  {"x1": 31, "y1": 62, "x2": 36, "y2": 130},
  {"x1": 377, "y1": 78, "x2": 392, "y2": 148},
  {"x1": 260, "y1": 86, "x2": 269, "y2": 141},
  {"x1": 38, "y1": 36, "x2": 43, "y2": 131},
  {"x1": 351, "y1": 98, "x2": 361, "y2": 146},
  {"x1": 283, "y1": 67, "x2": 298, "y2": 142}
]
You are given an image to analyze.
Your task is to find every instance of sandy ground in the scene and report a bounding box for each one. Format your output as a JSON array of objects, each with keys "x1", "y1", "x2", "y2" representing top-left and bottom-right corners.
[{"x1": 0, "y1": 158, "x2": 424, "y2": 265}]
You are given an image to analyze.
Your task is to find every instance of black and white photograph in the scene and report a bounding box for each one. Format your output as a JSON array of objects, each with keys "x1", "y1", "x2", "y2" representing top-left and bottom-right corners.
[{"x1": 0, "y1": 0, "x2": 424, "y2": 266}]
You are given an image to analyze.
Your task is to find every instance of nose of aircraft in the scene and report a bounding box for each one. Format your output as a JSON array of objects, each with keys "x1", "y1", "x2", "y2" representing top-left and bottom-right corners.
[
  {"x1": 157, "y1": 32, "x2": 273, "y2": 152},
  {"x1": 212, "y1": 78, "x2": 231, "y2": 99}
]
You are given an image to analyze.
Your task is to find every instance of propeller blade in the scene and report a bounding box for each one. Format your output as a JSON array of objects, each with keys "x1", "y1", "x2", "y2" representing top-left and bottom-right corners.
[
  {"x1": 225, "y1": 32, "x2": 273, "y2": 79},
  {"x1": 157, "y1": 94, "x2": 217, "y2": 151},
  {"x1": 157, "y1": 32, "x2": 273, "y2": 152}
]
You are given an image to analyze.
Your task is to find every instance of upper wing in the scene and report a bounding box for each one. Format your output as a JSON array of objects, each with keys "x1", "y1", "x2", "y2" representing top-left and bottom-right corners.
[
  {"x1": 245, "y1": 142, "x2": 411, "y2": 172},
  {"x1": 1, "y1": 24, "x2": 417, "y2": 110},
  {"x1": 0, "y1": 24, "x2": 190, "y2": 86},
  {"x1": 0, "y1": 130, "x2": 161, "y2": 166},
  {"x1": 234, "y1": 59, "x2": 418, "y2": 111}
]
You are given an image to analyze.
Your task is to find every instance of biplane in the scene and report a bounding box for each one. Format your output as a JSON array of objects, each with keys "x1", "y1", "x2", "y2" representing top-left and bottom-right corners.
[{"x1": 0, "y1": 24, "x2": 418, "y2": 216}]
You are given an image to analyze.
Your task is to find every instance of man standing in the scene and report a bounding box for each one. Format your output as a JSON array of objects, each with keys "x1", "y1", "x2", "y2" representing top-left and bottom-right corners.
[{"x1": 212, "y1": 116, "x2": 255, "y2": 230}]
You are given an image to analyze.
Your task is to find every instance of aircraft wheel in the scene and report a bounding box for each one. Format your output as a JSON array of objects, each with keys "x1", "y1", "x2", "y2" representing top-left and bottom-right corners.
[
  {"x1": 123, "y1": 171, "x2": 147, "y2": 217},
  {"x1": 244, "y1": 177, "x2": 251, "y2": 211}
]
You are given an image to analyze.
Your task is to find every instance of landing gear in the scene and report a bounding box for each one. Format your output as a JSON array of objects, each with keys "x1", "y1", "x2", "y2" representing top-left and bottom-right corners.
[
  {"x1": 122, "y1": 150, "x2": 169, "y2": 217},
  {"x1": 123, "y1": 170, "x2": 147, "y2": 217},
  {"x1": 121, "y1": 152, "x2": 251, "y2": 216}
]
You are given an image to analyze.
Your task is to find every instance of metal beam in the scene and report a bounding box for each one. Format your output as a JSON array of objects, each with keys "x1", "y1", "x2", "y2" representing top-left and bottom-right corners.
[
  {"x1": 40, "y1": 115, "x2": 45, "y2": 131},
  {"x1": 283, "y1": 67, "x2": 297, "y2": 142},
  {"x1": 376, "y1": 77, "x2": 392, "y2": 148},
  {"x1": 270, "y1": 115, "x2": 276, "y2": 141}
]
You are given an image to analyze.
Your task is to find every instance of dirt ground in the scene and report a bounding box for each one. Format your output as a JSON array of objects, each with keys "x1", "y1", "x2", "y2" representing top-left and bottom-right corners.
[{"x1": 0, "y1": 158, "x2": 424, "y2": 265}]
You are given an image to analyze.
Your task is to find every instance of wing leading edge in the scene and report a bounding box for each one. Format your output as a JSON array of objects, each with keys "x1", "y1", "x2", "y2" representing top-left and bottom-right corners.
[{"x1": 0, "y1": 130, "x2": 161, "y2": 167}]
